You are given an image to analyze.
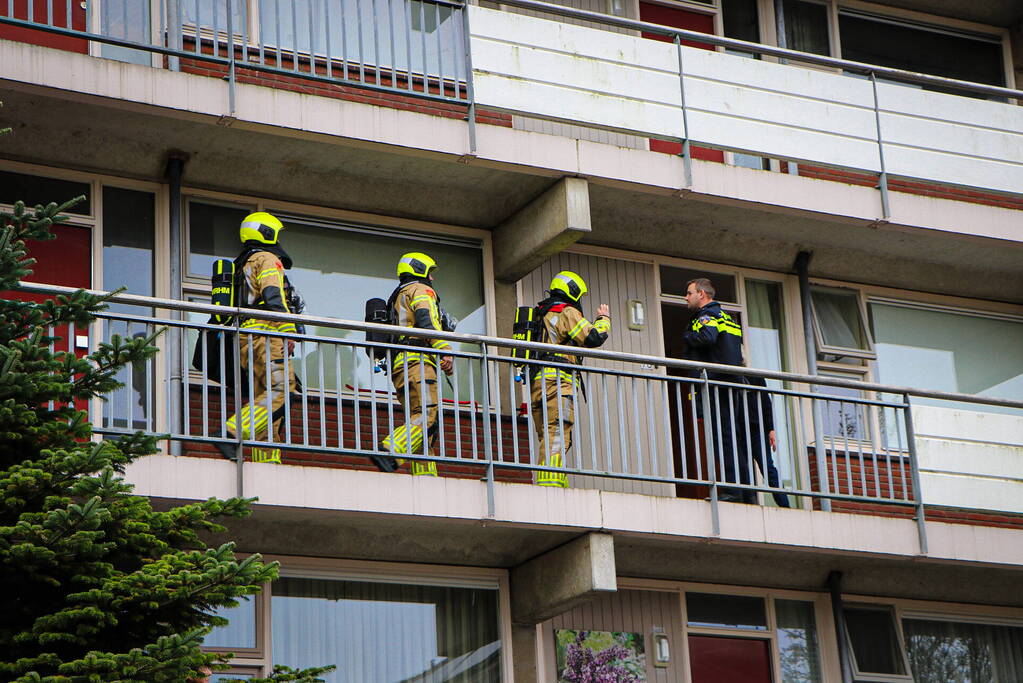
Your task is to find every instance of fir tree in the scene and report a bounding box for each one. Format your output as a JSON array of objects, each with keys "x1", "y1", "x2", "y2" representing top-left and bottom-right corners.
[{"x1": 0, "y1": 122, "x2": 333, "y2": 682}]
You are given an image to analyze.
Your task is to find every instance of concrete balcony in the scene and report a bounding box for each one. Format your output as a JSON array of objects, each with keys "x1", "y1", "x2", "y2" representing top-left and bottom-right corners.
[{"x1": 1, "y1": 2, "x2": 1023, "y2": 302}]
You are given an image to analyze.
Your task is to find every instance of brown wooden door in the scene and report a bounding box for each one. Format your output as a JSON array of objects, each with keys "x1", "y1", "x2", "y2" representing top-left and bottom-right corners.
[
  {"x1": 639, "y1": 2, "x2": 725, "y2": 162},
  {"x1": 689, "y1": 635, "x2": 774, "y2": 683}
]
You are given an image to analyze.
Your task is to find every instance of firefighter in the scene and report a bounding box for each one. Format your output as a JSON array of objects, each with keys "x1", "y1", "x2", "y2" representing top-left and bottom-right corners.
[
  {"x1": 530, "y1": 271, "x2": 611, "y2": 488},
  {"x1": 682, "y1": 277, "x2": 750, "y2": 502},
  {"x1": 374, "y1": 252, "x2": 453, "y2": 476},
  {"x1": 217, "y1": 212, "x2": 299, "y2": 463}
]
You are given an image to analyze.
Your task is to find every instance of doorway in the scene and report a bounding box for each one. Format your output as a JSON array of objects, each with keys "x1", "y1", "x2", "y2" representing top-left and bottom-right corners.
[{"x1": 689, "y1": 635, "x2": 774, "y2": 683}]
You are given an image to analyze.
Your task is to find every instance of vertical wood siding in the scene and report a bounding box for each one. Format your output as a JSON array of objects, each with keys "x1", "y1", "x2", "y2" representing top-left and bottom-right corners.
[
  {"x1": 520, "y1": 252, "x2": 675, "y2": 496},
  {"x1": 542, "y1": 589, "x2": 686, "y2": 682}
]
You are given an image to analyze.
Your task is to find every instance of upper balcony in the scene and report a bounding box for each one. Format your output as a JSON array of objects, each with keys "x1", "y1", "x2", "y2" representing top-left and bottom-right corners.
[
  {"x1": 17, "y1": 280, "x2": 1023, "y2": 602},
  {"x1": 0, "y1": 0, "x2": 1018, "y2": 231}
]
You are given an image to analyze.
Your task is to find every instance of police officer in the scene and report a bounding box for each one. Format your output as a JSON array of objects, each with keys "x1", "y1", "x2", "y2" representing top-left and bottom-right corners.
[
  {"x1": 530, "y1": 271, "x2": 611, "y2": 488},
  {"x1": 683, "y1": 277, "x2": 750, "y2": 502},
  {"x1": 218, "y1": 212, "x2": 299, "y2": 463},
  {"x1": 375, "y1": 252, "x2": 453, "y2": 476}
]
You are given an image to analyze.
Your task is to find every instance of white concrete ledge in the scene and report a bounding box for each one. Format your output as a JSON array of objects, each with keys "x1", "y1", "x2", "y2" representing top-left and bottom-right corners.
[{"x1": 125, "y1": 455, "x2": 1023, "y2": 568}]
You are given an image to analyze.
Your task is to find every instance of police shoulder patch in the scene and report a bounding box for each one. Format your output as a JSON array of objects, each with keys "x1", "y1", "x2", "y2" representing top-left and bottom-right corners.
[{"x1": 698, "y1": 315, "x2": 713, "y2": 324}]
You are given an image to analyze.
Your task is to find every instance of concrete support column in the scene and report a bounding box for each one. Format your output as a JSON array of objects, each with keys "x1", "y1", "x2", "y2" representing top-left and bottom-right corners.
[
  {"x1": 511, "y1": 624, "x2": 540, "y2": 683},
  {"x1": 493, "y1": 177, "x2": 592, "y2": 284},
  {"x1": 510, "y1": 532, "x2": 617, "y2": 625}
]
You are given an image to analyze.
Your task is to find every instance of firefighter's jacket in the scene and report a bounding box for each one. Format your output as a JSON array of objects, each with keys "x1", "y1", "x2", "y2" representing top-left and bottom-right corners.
[
  {"x1": 393, "y1": 280, "x2": 451, "y2": 355},
  {"x1": 538, "y1": 297, "x2": 611, "y2": 368},
  {"x1": 238, "y1": 250, "x2": 297, "y2": 335},
  {"x1": 682, "y1": 300, "x2": 743, "y2": 379}
]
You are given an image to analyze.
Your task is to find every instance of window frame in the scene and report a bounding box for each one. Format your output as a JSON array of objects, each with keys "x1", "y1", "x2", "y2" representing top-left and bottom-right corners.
[
  {"x1": 843, "y1": 603, "x2": 915, "y2": 682},
  {"x1": 809, "y1": 284, "x2": 876, "y2": 359}
]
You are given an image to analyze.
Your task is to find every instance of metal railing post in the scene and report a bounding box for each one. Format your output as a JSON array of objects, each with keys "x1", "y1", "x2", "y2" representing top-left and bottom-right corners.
[
  {"x1": 227, "y1": 0, "x2": 236, "y2": 117},
  {"x1": 674, "y1": 34, "x2": 693, "y2": 189},
  {"x1": 232, "y1": 315, "x2": 245, "y2": 497},
  {"x1": 460, "y1": 2, "x2": 478, "y2": 157},
  {"x1": 902, "y1": 393, "x2": 927, "y2": 555},
  {"x1": 870, "y1": 72, "x2": 891, "y2": 222},
  {"x1": 481, "y1": 342, "x2": 496, "y2": 517},
  {"x1": 700, "y1": 370, "x2": 719, "y2": 536}
]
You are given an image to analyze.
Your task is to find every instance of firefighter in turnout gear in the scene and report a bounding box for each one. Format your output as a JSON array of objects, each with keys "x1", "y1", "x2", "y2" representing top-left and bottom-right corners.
[
  {"x1": 217, "y1": 212, "x2": 299, "y2": 463},
  {"x1": 531, "y1": 271, "x2": 611, "y2": 487},
  {"x1": 374, "y1": 252, "x2": 454, "y2": 476}
]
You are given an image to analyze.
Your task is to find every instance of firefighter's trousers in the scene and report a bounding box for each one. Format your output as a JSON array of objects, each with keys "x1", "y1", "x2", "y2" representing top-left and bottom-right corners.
[
  {"x1": 226, "y1": 331, "x2": 294, "y2": 444},
  {"x1": 382, "y1": 353, "x2": 439, "y2": 476},
  {"x1": 530, "y1": 369, "x2": 575, "y2": 488}
]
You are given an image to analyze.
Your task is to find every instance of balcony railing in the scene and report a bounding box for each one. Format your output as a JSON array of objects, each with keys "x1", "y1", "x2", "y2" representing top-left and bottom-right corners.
[
  {"x1": 2, "y1": 0, "x2": 1022, "y2": 204},
  {"x1": 17, "y1": 283, "x2": 1023, "y2": 551}
]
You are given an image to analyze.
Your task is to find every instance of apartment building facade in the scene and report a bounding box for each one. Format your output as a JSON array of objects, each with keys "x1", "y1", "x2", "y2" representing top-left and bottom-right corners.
[{"x1": 1, "y1": 0, "x2": 1022, "y2": 680}]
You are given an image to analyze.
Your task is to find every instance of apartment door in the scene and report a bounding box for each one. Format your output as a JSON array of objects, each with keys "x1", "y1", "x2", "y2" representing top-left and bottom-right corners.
[
  {"x1": 16, "y1": 225, "x2": 93, "y2": 412},
  {"x1": 688, "y1": 635, "x2": 774, "y2": 683},
  {"x1": 0, "y1": 0, "x2": 88, "y2": 53},
  {"x1": 638, "y1": 2, "x2": 724, "y2": 162}
]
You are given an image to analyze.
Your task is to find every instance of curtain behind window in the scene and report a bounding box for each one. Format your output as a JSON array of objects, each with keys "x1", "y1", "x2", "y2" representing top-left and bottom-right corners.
[
  {"x1": 272, "y1": 577, "x2": 501, "y2": 683},
  {"x1": 903, "y1": 618, "x2": 1023, "y2": 683},
  {"x1": 782, "y1": 0, "x2": 830, "y2": 55}
]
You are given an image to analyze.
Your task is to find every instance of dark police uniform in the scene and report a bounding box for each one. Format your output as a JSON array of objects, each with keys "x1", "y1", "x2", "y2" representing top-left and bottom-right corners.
[{"x1": 683, "y1": 301, "x2": 751, "y2": 502}]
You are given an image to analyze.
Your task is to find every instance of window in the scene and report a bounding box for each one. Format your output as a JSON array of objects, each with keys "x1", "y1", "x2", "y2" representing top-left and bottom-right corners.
[
  {"x1": 686, "y1": 593, "x2": 768, "y2": 631},
  {"x1": 869, "y1": 302, "x2": 1023, "y2": 416},
  {"x1": 746, "y1": 280, "x2": 797, "y2": 495},
  {"x1": 839, "y1": 11, "x2": 1005, "y2": 91},
  {"x1": 100, "y1": 0, "x2": 152, "y2": 65},
  {"x1": 845, "y1": 606, "x2": 910, "y2": 678},
  {"x1": 817, "y1": 370, "x2": 870, "y2": 442},
  {"x1": 810, "y1": 286, "x2": 874, "y2": 358},
  {"x1": 777, "y1": 600, "x2": 823, "y2": 683},
  {"x1": 902, "y1": 617, "x2": 1023, "y2": 683},
  {"x1": 101, "y1": 187, "x2": 156, "y2": 431},
  {"x1": 782, "y1": 0, "x2": 830, "y2": 56},
  {"x1": 271, "y1": 576, "x2": 502, "y2": 683},
  {"x1": 187, "y1": 200, "x2": 254, "y2": 280},
  {"x1": 722, "y1": 0, "x2": 759, "y2": 44},
  {"x1": 204, "y1": 598, "x2": 259, "y2": 651},
  {"x1": 0, "y1": 170, "x2": 91, "y2": 215},
  {"x1": 660, "y1": 266, "x2": 737, "y2": 303}
]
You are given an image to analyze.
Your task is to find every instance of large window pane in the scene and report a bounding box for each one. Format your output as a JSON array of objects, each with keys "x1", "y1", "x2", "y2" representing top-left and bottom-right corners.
[
  {"x1": 102, "y1": 187, "x2": 156, "y2": 431},
  {"x1": 746, "y1": 281, "x2": 796, "y2": 495},
  {"x1": 101, "y1": 0, "x2": 152, "y2": 64},
  {"x1": 839, "y1": 12, "x2": 1005, "y2": 90},
  {"x1": 0, "y1": 170, "x2": 91, "y2": 215},
  {"x1": 188, "y1": 201, "x2": 253, "y2": 278},
  {"x1": 870, "y1": 303, "x2": 1023, "y2": 415},
  {"x1": 281, "y1": 216, "x2": 484, "y2": 395},
  {"x1": 903, "y1": 618, "x2": 1023, "y2": 683},
  {"x1": 783, "y1": 0, "x2": 830, "y2": 56},
  {"x1": 660, "y1": 266, "x2": 737, "y2": 303},
  {"x1": 817, "y1": 375, "x2": 869, "y2": 442},
  {"x1": 845, "y1": 606, "x2": 906, "y2": 675},
  {"x1": 777, "y1": 600, "x2": 822, "y2": 683},
  {"x1": 686, "y1": 593, "x2": 768, "y2": 631},
  {"x1": 203, "y1": 598, "x2": 258, "y2": 650},
  {"x1": 271, "y1": 577, "x2": 501, "y2": 683}
]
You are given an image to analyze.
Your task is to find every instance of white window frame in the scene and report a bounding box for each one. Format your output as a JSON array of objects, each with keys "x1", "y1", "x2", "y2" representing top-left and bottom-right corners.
[
  {"x1": 843, "y1": 602, "x2": 915, "y2": 682},
  {"x1": 809, "y1": 284, "x2": 876, "y2": 360}
]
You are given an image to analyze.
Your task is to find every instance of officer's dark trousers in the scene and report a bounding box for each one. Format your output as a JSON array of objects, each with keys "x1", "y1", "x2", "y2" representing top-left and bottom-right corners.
[{"x1": 708, "y1": 385, "x2": 791, "y2": 507}]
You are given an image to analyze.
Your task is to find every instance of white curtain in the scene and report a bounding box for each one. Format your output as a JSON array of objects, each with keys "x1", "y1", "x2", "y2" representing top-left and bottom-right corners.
[{"x1": 903, "y1": 618, "x2": 1023, "y2": 683}]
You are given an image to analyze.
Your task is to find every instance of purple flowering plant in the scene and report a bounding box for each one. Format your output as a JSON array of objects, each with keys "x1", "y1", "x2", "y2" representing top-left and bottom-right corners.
[{"x1": 556, "y1": 629, "x2": 646, "y2": 683}]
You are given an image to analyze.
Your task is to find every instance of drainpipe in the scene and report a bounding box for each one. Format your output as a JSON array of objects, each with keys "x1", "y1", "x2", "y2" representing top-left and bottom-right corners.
[
  {"x1": 165, "y1": 154, "x2": 186, "y2": 456},
  {"x1": 774, "y1": 0, "x2": 787, "y2": 52},
  {"x1": 795, "y1": 251, "x2": 830, "y2": 511},
  {"x1": 828, "y1": 571, "x2": 855, "y2": 683}
]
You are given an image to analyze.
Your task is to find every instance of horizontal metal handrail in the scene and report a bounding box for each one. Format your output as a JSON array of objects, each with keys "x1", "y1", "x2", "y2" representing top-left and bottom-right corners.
[
  {"x1": 16, "y1": 281, "x2": 1023, "y2": 410},
  {"x1": 490, "y1": 0, "x2": 1023, "y2": 101}
]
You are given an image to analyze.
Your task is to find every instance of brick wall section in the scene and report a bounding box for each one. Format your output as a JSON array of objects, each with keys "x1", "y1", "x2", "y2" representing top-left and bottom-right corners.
[
  {"x1": 806, "y1": 448, "x2": 1023, "y2": 529},
  {"x1": 796, "y1": 164, "x2": 1023, "y2": 211},
  {"x1": 174, "y1": 45, "x2": 512, "y2": 127},
  {"x1": 183, "y1": 384, "x2": 534, "y2": 483}
]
